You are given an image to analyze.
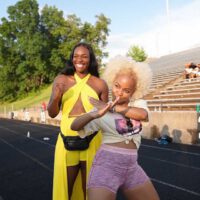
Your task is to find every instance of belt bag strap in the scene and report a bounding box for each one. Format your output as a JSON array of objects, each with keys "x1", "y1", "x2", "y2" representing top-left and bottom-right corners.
[
  {"x1": 60, "y1": 131, "x2": 98, "y2": 141},
  {"x1": 86, "y1": 131, "x2": 98, "y2": 142},
  {"x1": 60, "y1": 131, "x2": 98, "y2": 151}
]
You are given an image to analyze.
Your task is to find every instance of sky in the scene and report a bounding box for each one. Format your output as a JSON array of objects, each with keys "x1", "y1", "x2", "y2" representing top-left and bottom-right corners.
[{"x1": 0, "y1": 0, "x2": 200, "y2": 59}]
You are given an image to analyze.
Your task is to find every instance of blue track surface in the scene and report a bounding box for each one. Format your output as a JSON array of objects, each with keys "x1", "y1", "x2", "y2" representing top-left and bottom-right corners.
[{"x1": 0, "y1": 118, "x2": 200, "y2": 200}]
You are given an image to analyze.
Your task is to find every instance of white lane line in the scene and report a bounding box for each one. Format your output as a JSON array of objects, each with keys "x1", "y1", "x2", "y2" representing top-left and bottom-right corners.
[
  {"x1": 141, "y1": 155, "x2": 200, "y2": 170},
  {"x1": 141, "y1": 144, "x2": 200, "y2": 156},
  {"x1": 17, "y1": 122, "x2": 59, "y2": 131},
  {"x1": 151, "y1": 178, "x2": 200, "y2": 197},
  {"x1": 4, "y1": 120, "x2": 59, "y2": 131},
  {"x1": 0, "y1": 125, "x2": 55, "y2": 148},
  {"x1": 0, "y1": 137, "x2": 53, "y2": 172}
]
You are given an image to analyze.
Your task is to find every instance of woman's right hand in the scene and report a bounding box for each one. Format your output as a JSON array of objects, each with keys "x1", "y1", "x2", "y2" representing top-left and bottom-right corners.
[{"x1": 52, "y1": 83, "x2": 64, "y2": 101}]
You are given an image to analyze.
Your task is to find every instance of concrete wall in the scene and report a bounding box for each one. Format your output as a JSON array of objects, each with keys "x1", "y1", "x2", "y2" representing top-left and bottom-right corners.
[
  {"x1": 0, "y1": 110, "x2": 61, "y2": 127},
  {"x1": 143, "y1": 111, "x2": 199, "y2": 144},
  {"x1": 1, "y1": 110, "x2": 199, "y2": 145}
]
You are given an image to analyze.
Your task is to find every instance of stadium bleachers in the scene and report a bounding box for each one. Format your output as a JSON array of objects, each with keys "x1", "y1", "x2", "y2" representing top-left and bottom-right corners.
[
  {"x1": 144, "y1": 47, "x2": 200, "y2": 111},
  {"x1": 146, "y1": 79, "x2": 200, "y2": 111}
]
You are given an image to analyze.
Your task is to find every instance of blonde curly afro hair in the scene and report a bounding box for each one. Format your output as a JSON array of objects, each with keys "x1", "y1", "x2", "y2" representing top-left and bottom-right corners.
[{"x1": 102, "y1": 55, "x2": 152, "y2": 100}]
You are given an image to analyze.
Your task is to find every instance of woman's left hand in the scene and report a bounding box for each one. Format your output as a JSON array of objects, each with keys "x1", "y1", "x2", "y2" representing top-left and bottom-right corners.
[
  {"x1": 89, "y1": 97, "x2": 119, "y2": 111},
  {"x1": 89, "y1": 97, "x2": 107, "y2": 109}
]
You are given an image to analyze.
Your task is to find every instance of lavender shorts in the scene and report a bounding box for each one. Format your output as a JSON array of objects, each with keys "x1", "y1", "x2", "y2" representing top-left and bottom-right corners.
[{"x1": 87, "y1": 144, "x2": 149, "y2": 193}]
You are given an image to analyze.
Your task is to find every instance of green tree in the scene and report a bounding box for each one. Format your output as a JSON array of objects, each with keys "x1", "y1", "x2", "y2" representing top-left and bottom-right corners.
[
  {"x1": 127, "y1": 45, "x2": 147, "y2": 62},
  {"x1": 0, "y1": 0, "x2": 111, "y2": 101},
  {"x1": 40, "y1": 5, "x2": 67, "y2": 81},
  {"x1": 59, "y1": 13, "x2": 111, "y2": 64},
  {"x1": 0, "y1": 0, "x2": 48, "y2": 100}
]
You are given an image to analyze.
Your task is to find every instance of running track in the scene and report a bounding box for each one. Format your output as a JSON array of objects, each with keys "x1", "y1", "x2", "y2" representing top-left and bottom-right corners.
[{"x1": 0, "y1": 118, "x2": 200, "y2": 200}]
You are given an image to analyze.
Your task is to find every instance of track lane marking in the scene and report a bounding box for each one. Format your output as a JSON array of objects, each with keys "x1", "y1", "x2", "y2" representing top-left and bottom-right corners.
[
  {"x1": 151, "y1": 178, "x2": 200, "y2": 197},
  {"x1": 0, "y1": 138, "x2": 53, "y2": 172},
  {"x1": 141, "y1": 155, "x2": 200, "y2": 170},
  {"x1": 141, "y1": 144, "x2": 200, "y2": 156},
  {"x1": 0, "y1": 125, "x2": 55, "y2": 148}
]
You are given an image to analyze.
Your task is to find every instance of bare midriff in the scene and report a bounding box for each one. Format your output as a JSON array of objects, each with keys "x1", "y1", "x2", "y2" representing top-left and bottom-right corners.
[{"x1": 106, "y1": 140, "x2": 137, "y2": 149}]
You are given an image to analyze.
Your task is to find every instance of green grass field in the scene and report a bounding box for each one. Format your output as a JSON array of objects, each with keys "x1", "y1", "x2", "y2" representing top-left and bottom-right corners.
[{"x1": 0, "y1": 85, "x2": 52, "y2": 113}]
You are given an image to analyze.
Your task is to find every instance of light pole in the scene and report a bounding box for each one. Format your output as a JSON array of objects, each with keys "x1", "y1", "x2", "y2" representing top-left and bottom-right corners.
[{"x1": 166, "y1": 0, "x2": 171, "y2": 54}]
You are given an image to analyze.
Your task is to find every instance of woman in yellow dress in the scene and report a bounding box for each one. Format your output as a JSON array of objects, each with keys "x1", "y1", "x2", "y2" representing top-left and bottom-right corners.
[{"x1": 47, "y1": 42, "x2": 109, "y2": 200}]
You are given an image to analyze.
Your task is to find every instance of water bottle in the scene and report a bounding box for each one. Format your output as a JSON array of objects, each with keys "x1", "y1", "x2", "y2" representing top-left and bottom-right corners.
[{"x1": 196, "y1": 104, "x2": 200, "y2": 113}]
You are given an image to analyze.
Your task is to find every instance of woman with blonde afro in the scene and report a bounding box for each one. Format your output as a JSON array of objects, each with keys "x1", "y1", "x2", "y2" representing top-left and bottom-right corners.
[{"x1": 71, "y1": 56, "x2": 159, "y2": 200}]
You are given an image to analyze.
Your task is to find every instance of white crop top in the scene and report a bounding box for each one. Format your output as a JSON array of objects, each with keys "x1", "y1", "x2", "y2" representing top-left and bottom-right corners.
[{"x1": 79, "y1": 99, "x2": 149, "y2": 149}]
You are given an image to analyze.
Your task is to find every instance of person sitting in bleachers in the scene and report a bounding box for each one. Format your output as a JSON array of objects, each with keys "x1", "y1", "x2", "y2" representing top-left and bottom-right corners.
[
  {"x1": 196, "y1": 64, "x2": 200, "y2": 78},
  {"x1": 183, "y1": 63, "x2": 193, "y2": 79},
  {"x1": 184, "y1": 62, "x2": 196, "y2": 79},
  {"x1": 190, "y1": 63, "x2": 199, "y2": 79}
]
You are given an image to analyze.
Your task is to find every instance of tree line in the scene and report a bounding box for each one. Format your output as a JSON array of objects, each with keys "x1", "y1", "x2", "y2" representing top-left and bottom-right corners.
[{"x1": 0, "y1": 0, "x2": 111, "y2": 101}]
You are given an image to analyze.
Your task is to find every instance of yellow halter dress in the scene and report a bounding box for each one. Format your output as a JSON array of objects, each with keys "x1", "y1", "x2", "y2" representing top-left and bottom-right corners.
[{"x1": 53, "y1": 73, "x2": 102, "y2": 200}]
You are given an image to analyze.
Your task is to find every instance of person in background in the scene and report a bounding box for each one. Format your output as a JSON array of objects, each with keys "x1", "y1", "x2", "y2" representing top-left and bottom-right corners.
[
  {"x1": 47, "y1": 42, "x2": 109, "y2": 200},
  {"x1": 190, "y1": 63, "x2": 199, "y2": 79},
  {"x1": 196, "y1": 64, "x2": 200, "y2": 78},
  {"x1": 71, "y1": 56, "x2": 160, "y2": 200},
  {"x1": 183, "y1": 63, "x2": 193, "y2": 79},
  {"x1": 41, "y1": 101, "x2": 47, "y2": 111}
]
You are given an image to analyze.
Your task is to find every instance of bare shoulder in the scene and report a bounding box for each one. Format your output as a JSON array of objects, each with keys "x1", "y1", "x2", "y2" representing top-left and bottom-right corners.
[
  {"x1": 54, "y1": 74, "x2": 74, "y2": 84},
  {"x1": 89, "y1": 76, "x2": 108, "y2": 91},
  {"x1": 53, "y1": 74, "x2": 68, "y2": 83}
]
